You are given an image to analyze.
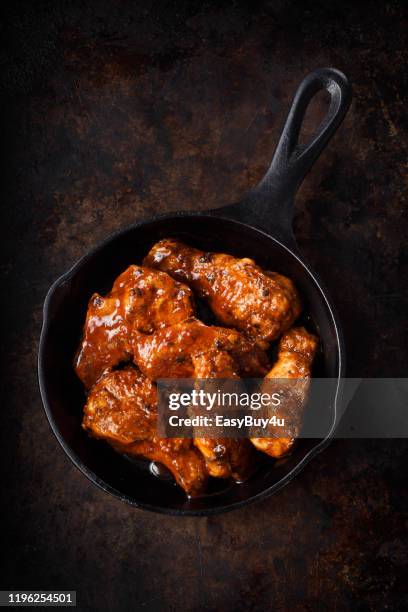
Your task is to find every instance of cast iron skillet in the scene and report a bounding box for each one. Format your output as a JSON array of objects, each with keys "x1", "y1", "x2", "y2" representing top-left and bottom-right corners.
[{"x1": 38, "y1": 68, "x2": 351, "y2": 516}]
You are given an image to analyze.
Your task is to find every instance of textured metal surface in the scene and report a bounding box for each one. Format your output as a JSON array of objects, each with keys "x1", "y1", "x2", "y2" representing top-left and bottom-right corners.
[{"x1": 1, "y1": 1, "x2": 407, "y2": 610}]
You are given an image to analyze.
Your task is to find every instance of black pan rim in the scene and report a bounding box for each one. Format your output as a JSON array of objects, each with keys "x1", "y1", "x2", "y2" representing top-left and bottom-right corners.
[{"x1": 38, "y1": 210, "x2": 345, "y2": 516}]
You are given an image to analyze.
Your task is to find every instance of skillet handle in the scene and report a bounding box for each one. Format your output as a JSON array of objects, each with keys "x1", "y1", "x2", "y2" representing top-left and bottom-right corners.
[
  {"x1": 216, "y1": 68, "x2": 351, "y2": 248},
  {"x1": 255, "y1": 67, "x2": 351, "y2": 203}
]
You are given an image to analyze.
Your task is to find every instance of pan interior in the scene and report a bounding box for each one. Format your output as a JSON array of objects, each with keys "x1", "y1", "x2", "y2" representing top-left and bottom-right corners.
[{"x1": 39, "y1": 214, "x2": 341, "y2": 514}]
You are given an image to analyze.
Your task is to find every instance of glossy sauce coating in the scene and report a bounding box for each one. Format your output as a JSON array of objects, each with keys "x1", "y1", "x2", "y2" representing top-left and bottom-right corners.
[
  {"x1": 83, "y1": 366, "x2": 157, "y2": 444},
  {"x1": 132, "y1": 317, "x2": 270, "y2": 380},
  {"x1": 191, "y1": 349, "x2": 256, "y2": 480},
  {"x1": 75, "y1": 246, "x2": 317, "y2": 496},
  {"x1": 75, "y1": 265, "x2": 195, "y2": 388},
  {"x1": 133, "y1": 319, "x2": 265, "y2": 479},
  {"x1": 144, "y1": 239, "x2": 302, "y2": 342},
  {"x1": 250, "y1": 326, "x2": 318, "y2": 458},
  {"x1": 83, "y1": 367, "x2": 207, "y2": 496},
  {"x1": 111, "y1": 438, "x2": 208, "y2": 498}
]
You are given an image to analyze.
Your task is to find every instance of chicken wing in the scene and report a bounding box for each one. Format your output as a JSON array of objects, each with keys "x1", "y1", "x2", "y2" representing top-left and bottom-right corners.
[
  {"x1": 83, "y1": 366, "x2": 208, "y2": 496},
  {"x1": 111, "y1": 438, "x2": 208, "y2": 498},
  {"x1": 144, "y1": 239, "x2": 302, "y2": 342},
  {"x1": 132, "y1": 317, "x2": 270, "y2": 380},
  {"x1": 75, "y1": 265, "x2": 195, "y2": 388},
  {"x1": 250, "y1": 326, "x2": 318, "y2": 458},
  {"x1": 82, "y1": 366, "x2": 157, "y2": 445},
  {"x1": 191, "y1": 351, "x2": 255, "y2": 481}
]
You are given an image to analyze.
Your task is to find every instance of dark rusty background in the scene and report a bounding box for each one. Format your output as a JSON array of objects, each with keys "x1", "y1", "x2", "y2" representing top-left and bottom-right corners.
[{"x1": 1, "y1": 1, "x2": 408, "y2": 610}]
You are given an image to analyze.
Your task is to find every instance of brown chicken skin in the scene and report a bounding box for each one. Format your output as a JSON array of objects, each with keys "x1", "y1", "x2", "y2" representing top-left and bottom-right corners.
[
  {"x1": 191, "y1": 351, "x2": 255, "y2": 481},
  {"x1": 250, "y1": 327, "x2": 318, "y2": 458},
  {"x1": 75, "y1": 265, "x2": 195, "y2": 389},
  {"x1": 191, "y1": 349, "x2": 239, "y2": 379},
  {"x1": 83, "y1": 367, "x2": 208, "y2": 496},
  {"x1": 132, "y1": 318, "x2": 265, "y2": 480},
  {"x1": 133, "y1": 323, "x2": 263, "y2": 480},
  {"x1": 132, "y1": 317, "x2": 270, "y2": 380},
  {"x1": 144, "y1": 239, "x2": 302, "y2": 342},
  {"x1": 83, "y1": 366, "x2": 157, "y2": 445}
]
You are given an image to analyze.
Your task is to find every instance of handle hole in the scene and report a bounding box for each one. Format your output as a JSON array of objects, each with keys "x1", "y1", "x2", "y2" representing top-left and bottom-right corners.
[{"x1": 297, "y1": 89, "x2": 331, "y2": 147}]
